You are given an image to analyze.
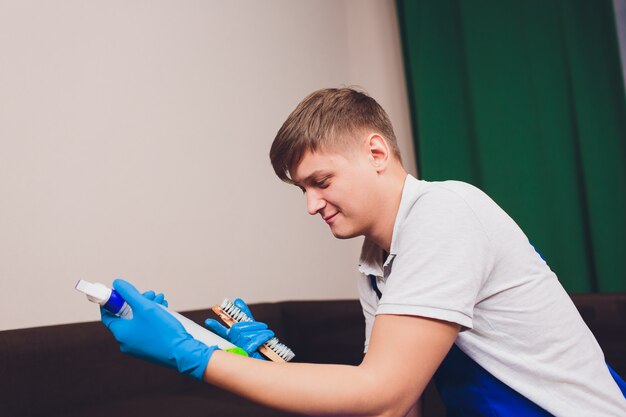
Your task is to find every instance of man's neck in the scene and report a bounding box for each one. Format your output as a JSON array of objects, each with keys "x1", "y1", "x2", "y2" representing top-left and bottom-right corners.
[{"x1": 366, "y1": 169, "x2": 408, "y2": 252}]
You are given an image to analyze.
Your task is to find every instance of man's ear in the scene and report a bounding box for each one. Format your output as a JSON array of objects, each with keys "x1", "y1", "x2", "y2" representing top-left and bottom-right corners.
[{"x1": 367, "y1": 133, "x2": 390, "y2": 172}]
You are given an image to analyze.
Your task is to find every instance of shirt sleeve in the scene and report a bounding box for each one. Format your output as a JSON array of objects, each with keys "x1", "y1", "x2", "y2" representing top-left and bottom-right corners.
[
  {"x1": 357, "y1": 274, "x2": 378, "y2": 353},
  {"x1": 376, "y1": 187, "x2": 494, "y2": 329}
]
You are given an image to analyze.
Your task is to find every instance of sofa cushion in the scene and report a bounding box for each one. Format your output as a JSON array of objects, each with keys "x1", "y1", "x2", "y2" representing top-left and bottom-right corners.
[
  {"x1": 1, "y1": 295, "x2": 624, "y2": 417},
  {"x1": 570, "y1": 293, "x2": 626, "y2": 376}
]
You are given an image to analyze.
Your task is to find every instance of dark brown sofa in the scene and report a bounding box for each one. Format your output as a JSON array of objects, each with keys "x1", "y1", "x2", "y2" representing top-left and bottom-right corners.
[{"x1": 2, "y1": 294, "x2": 625, "y2": 417}]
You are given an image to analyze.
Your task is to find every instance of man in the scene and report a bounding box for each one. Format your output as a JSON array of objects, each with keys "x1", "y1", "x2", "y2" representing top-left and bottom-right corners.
[{"x1": 103, "y1": 88, "x2": 626, "y2": 416}]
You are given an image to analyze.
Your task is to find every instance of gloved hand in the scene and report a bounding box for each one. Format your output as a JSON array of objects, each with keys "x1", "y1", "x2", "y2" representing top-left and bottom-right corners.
[
  {"x1": 101, "y1": 279, "x2": 217, "y2": 381},
  {"x1": 204, "y1": 298, "x2": 274, "y2": 360},
  {"x1": 141, "y1": 289, "x2": 169, "y2": 307}
]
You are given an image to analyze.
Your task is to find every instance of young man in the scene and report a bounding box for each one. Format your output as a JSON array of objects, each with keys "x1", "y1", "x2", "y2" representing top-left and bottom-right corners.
[{"x1": 103, "y1": 88, "x2": 626, "y2": 416}]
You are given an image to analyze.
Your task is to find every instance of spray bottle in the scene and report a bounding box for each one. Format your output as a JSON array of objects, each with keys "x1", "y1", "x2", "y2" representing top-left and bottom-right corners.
[{"x1": 75, "y1": 280, "x2": 246, "y2": 355}]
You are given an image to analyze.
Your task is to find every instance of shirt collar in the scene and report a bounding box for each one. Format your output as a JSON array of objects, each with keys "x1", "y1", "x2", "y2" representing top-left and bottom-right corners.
[{"x1": 358, "y1": 238, "x2": 384, "y2": 276}]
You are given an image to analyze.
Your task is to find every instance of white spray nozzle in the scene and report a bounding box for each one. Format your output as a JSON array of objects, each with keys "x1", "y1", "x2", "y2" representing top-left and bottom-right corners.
[{"x1": 75, "y1": 279, "x2": 111, "y2": 305}]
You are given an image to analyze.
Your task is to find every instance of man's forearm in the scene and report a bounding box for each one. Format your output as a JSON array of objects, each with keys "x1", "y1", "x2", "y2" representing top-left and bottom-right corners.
[
  {"x1": 203, "y1": 314, "x2": 457, "y2": 417},
  {"x1": 204, "y1": 351, "x2": 407, "y2": 417},
  {"x1": 405, "y1": 398, "x2": 422, "y2": 417}
]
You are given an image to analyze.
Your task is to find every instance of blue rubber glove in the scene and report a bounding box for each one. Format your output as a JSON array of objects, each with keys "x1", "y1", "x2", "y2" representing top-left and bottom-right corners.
[
  {"x1": 141, "y1": 290, "x2": 169, "y2": 307},
  {"x1": 101, "y1": 279, "x2": 218, "y2": 381},
  {"x1": 204, "y1": 298, "x2": 274, "y2": 360}
]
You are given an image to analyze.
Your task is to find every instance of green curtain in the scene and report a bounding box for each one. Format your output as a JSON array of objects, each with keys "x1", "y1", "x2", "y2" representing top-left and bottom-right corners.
[{"x1": 396, "y1": 0, "x2": 626, "y2": 292}]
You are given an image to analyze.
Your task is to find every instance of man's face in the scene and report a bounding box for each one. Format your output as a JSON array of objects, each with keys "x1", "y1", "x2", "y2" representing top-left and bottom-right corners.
[{"x1": 290, "y1": 146, "x2": 378, "y2": 239}]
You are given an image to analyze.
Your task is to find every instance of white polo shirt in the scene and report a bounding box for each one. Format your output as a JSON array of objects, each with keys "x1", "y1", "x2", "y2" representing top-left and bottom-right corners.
[{"x1": 358, "y1": 175, "x2": 626, "y2": 416}]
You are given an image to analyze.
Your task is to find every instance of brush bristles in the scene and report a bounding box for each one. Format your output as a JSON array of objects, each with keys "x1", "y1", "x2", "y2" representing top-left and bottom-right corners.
[{"x1": 221, "y1": 299, "x2": 296, "y2": 362}]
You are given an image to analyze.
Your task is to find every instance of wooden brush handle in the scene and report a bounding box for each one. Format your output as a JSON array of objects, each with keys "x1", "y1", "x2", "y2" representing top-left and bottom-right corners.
[
  {"x1": 211, "y1": 306, "x2": 286, "y2": 363},
  {"x1": 211, "y1": 305, "x2": 238, "y2": 326}
]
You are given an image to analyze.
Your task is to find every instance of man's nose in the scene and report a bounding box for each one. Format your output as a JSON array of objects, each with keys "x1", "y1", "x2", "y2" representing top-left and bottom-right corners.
[{"x1": 306, "y1": 190, "x2": 326, "y2": 215}]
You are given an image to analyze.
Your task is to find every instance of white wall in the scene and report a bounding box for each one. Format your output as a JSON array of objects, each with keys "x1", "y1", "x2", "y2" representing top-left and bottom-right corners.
[{"x1": 0, "y1": 0, "x2": 414, "y2": 330}]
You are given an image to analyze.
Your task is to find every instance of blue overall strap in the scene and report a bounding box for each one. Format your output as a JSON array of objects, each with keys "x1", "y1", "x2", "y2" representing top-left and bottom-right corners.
[
  {"x1": 434, "y1": 344, "x2": 552, "y2": 416},
  {"x1": 368, "y1": 274, "x2": 383, "y2": 299},
  {"x1": 607, "y1": 364, "x2": 626, "y2": 397}
]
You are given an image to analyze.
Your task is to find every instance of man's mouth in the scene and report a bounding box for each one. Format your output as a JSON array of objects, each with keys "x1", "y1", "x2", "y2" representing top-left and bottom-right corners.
[{"x1": 323, "y1": 212, "x2": 338, "y2": 224}]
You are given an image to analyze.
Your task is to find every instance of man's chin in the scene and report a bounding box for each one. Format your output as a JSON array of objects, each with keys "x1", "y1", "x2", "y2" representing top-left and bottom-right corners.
[{"x1": 330, "y1": 227, "x2": 361, "y2": 240}]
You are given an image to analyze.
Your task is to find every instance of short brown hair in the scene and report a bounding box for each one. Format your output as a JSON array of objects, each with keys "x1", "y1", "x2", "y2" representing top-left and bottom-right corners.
[{"x1": 270, "y1": 87, "x2": 401, "y2": 183}]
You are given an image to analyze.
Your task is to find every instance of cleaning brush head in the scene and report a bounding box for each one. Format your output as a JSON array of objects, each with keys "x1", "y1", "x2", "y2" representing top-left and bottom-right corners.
[{"x1": 220, "y1": 299, "x2": 296, "y2": 362}]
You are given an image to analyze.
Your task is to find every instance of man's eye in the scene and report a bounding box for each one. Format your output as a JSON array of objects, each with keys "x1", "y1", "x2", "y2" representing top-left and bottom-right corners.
[{"x1": 315, "y1": 178, "x2": 330, "y2": 188}]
